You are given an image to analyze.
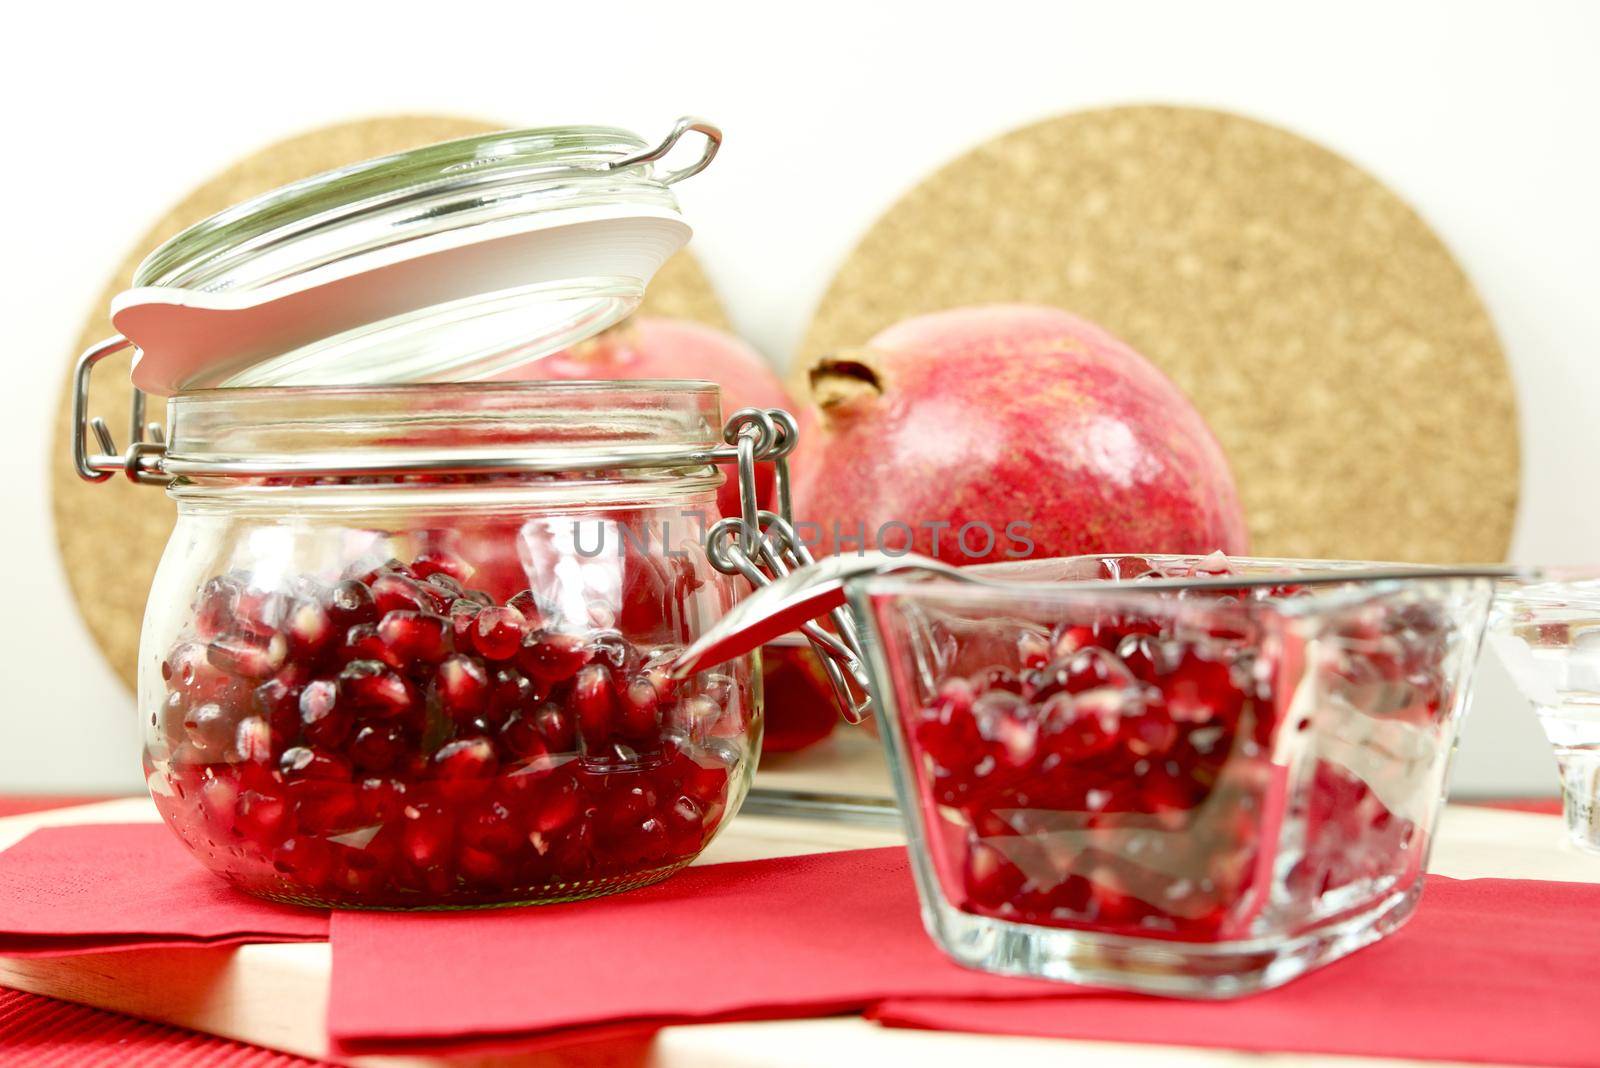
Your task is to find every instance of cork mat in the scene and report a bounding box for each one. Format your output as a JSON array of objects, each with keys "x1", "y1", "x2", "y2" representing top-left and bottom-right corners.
[
  {"x1": 51, "y1": 116, "x2": 728, "y2": 691},
  {"x1": 799, "y1": 105, "x2": 1518, "y2": 565}
]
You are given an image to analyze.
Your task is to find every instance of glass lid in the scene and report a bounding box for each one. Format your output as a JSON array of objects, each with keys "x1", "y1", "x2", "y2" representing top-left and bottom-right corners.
[{"x1": 111, "y1": 118, "x2": 721, "y2": 396}]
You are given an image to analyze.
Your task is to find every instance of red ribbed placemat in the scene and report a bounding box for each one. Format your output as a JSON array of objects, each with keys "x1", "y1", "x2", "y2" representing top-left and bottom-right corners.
[
  {"x1": 0, "y1": 987, "x2": 326, "y2": 1067},
  {"x1": 0, "y1": 796, "x2": 322, "y2": 1065}
]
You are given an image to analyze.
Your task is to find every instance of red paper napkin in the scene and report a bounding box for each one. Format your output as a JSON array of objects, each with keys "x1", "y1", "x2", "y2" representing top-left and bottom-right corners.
[
  {"x1": 870, "y1": 876, "x2": 1600, "y2": 1067},
  {"x1": 328, "y1": 846, "x2": 1061, "y2": 1054},
  {"x1": 332, "y1": 846, "x2": 1600, "y2": 1063},
  {"x1": 0, "y1": 824, "x2": 328, "y2": 956}
]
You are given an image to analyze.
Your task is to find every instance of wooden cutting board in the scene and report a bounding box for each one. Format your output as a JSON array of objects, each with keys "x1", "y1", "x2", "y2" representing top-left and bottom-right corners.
[{"x1": 1, "y1": 797, "x2": 1587, "y2": 1067}]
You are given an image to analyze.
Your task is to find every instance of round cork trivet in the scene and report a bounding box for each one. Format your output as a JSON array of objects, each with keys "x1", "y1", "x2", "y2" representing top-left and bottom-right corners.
[
  {"x1": 51, "y1": 116, "x2": 728, "y2": 691},
  {"x1": 799, "y1": 105, "x2": 1518, "y2": 565}
]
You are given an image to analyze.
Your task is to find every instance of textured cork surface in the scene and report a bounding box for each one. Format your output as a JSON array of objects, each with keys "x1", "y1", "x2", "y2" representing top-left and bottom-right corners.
[
  {"x1": 50, "y1": 116, "x2": 727, "y2": 691},
  {"x1": 799, "y1": 105, "x2": 1518, "y2": 565}
]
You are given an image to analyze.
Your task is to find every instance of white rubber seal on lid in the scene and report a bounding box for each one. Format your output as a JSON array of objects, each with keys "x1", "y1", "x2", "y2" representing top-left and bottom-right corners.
[{"x1": 113, "y1": 204, "x2": 690, "y2": 396}]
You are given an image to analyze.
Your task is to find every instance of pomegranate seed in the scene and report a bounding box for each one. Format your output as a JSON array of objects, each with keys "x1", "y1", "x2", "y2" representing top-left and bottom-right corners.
[
  {"x1": 348, "y1": 557, "x2": 411, "y2": 584},
  {"x1": 280, "y1": 745, "x2": 351, "y2": 781},
  {"x1": 350, "y1": 724, "x2": 409, "y2": 772},
  {"x1": 979, "y1": 667, "x2": 1024, "y2": 694},
  {"x1": 432, "y1": 655, "x2": 491, "y2": 722},
  {"x1": 1017, "y1": 630, "x2": 1050, "y2": 669},
  {"x1": 448, "y1": 599, "x2": 481, "y2": 646},
  {"x1": 413, "y1": 549, "x2": 472, "y2": 582},
  {"x1": 282, "y1": 598, "x2": 334, "y2": 659},
  {"x1": 252, "y1": 675, "x2": 301, "y2": 733},
  {"x1": 231, "y1": 716, "x2": 276, "y2": 765},
  {"x1": 272, "y1": 837, "x2": 333, "y2": 888},
  {"x1": 1037, "y1": 692, "x2": 1120, "y2": 764},
  {"x1": 664, "y1": 794, "x2": 706, "y2": 853},
  {"x1": 340, "y1": 623, "x2": 405, "y2": 670},
  {"x1": 620, "y1": 816, "x2": 671, "y2": 865},
  {"x1": 234, "y1": 587, "x2": 290, "y2": 631},
  {"x1": 1088, "y1": 868, "x2": 1143, "y2": 926},
  {"x1": 183, "y1": 702, "x2": 235, "y2": 753},
  {"x1": 462, "y1": 800, "x2": 523, "y2": 852},
  {"x1": 356, "y1": 777, "x2": 407, "y2": 823},
  {"x1": 432, "y1": 736, "x2": 498, "y2": 782},
  {"x1": 486, "y1": 668, "x2": 537, "y2": 725},
  {"x1": 519, "y1": 629, "x2": 591, "y2": 683},
  {"x1": 402, "y1": 807, "x2": 454, "y2": 869},
  {"x1": 1162, "y1": 652, "x2": 1245, "y2": 725},
  {"x1": 527, "y1": 776, "x2": 581, "y2": 835},
  {"x1": 1141, "y1": 768, "x2": 1193, "y2": 827},
  {"x1": 199, "y1": 773, "x2": 240, "y2": 828},
  {"x1": 964, "y1": 839, "x2": 1026, "y2": 909},
  {"x1": 618, "y1": 675, "x2": 662, "y2": 737},
  {"x1": 338, "y1": 660, "x2": 418, "y2": 720},
  {"x1": 508, "y1": 589, "x2": 562, "y2": 629},
  {"x1": 499, "y1": 712, "x2": 551, "y2": 760},
  {"x1": 298, "y1": 680, "x2": 352, "y2": 748},
  {"x1": 194, "y1": 576, "x2": 240, "y2": 639},
  {"x1": 570, "y1": 664, "x2": 615, "y2": 741},
  {"x1": 913, "y1": 679, "x2": 981, "y2": 770},
  {"x1": 1116, "y1": 633, "x2": 1174, "y2": 681},
  {"x1": 235, "y1": 789, "x2": 289, "y2": 843},
  {"x1": 326, "y1": 579, "x2": 377, "y2": 630},
  {"x1": 667, "y1": 740, "x2": 734, "y2": 803},
  {"x1": 422, "y1": 572, "x2": 467, "y2": 600},
  {"x1": 376, "y1": 610, "x2": 453, "y2": 665},
  {"x1": 207, "y1": 631, "x2": 288, "y2": 680},
  {"x1": 1029, "y1": 648, "x2": 1134, "y2": 703},
  {"x1": 637, "y1": 654, "x2": 679, "y2": 705},
  {"x1": 1049, "y1": 623, "x2": 1096, "y2": 661},
  {"x1": 369, "y1": 573, "x2": 433, "y2": 615},
  {"x1": 536, "y1": 703, "x2": 577, "y2": 752},
  {"x1": 974, "y1": 698, "x2": 1037, "y2": 771},
  {"x1": 471, "y1": 605, "x2": 527, "y2": 661},
  {"x1": 290, "y1": 781, "x2": 361, "y2": 835},
  {"x1": 1119, "y1": 698, "x2": 1178, "y2": 758},
  {"x1": 330, "y1": 842, "x2": 396, "y2": 897}
]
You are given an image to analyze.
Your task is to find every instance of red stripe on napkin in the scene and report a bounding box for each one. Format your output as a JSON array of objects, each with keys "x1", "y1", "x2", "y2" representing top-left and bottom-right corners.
[{"x1": 0, "y1": 824, "x2": 327, "y2": 956}]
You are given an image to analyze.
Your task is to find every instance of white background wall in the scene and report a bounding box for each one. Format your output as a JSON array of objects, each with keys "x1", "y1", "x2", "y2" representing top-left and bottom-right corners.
[{"x1": 3, "y1": 0, "x2": 1595, "y2": 795}]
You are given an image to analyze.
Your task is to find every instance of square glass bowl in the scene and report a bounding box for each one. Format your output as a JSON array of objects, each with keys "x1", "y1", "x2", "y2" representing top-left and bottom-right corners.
[{"x1": 857, "y1": 555, "x2": 1497, "y2": 997}]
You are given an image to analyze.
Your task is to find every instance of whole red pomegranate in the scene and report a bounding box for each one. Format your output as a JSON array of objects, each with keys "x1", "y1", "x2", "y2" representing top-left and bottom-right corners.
[
  {"x1": 503, "y1": 317, "x2": 796, "y2": 520},
  {"x1": 790, "y1": 305, "x2": 1246, "y2": 563}
]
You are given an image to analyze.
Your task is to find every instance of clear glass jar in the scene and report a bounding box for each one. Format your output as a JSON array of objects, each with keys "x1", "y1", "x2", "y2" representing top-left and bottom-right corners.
[
  {"x1": 141, "y1": 381, "x2": 758, "y2": 907},
  {"x1": 70, "y1": 118, "x2": 785, "y2": 908}
]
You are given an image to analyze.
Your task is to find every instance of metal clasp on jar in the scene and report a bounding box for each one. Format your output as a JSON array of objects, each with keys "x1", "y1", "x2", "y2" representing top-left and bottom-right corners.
[{"x1": 69, "y1": 338, "x2": 873, "y2": 724}]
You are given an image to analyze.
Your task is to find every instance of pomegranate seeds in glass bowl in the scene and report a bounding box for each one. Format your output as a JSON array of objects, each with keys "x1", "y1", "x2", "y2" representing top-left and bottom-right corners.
[{"x1": 859, "y1": 553, "x2": 1499, "y2": 996}]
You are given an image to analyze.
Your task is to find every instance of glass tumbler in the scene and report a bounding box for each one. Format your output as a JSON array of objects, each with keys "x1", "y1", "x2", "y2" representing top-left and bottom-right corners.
[{"x1": 1487, "y1": 575, "x2": 1600, "y2": 853}]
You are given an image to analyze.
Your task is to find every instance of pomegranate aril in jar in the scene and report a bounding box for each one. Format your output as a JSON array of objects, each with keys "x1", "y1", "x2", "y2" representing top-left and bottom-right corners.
[{"x1": 150, "y1": 538, "x2": 753, "y2": 908}]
